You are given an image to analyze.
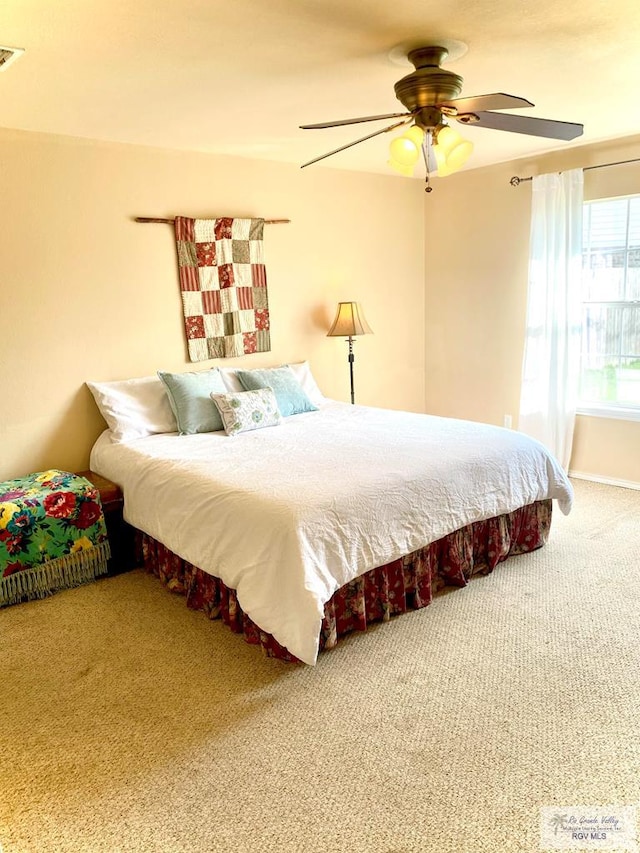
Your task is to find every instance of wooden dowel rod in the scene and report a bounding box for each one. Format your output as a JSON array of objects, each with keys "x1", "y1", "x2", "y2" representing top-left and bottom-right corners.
[{"x1": 134, "y1": 216, "x2": 290, "y2": 224}]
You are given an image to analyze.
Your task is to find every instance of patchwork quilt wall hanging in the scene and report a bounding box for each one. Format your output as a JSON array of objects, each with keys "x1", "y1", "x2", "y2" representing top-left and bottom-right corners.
[{"x1": 174, "y1": 217, "x2": 271, "y2": 361}]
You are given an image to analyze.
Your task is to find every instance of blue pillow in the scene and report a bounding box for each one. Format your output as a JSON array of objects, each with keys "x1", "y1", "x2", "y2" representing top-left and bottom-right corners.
[
  {"x1": 235, "y1": 367, "x2": 318, "y2": 417},
  {"x1": 158, "y1": 368, "x2": 227, "y2": 434}
]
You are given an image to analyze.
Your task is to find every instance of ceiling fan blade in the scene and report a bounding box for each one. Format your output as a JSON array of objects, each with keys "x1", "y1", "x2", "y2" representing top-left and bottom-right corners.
[
  {"x1": 300, "y1": 112, "x2": 412, "y2": 130},
  {"x1": 443, "y1": 93, "x2": 534, "y2": 113},
  {"x1": 458, "y1": 111, "x2": 584, "y2": 140},
  {"x1": 301, "y1": 118, "x2": 413, "y2": 168}
]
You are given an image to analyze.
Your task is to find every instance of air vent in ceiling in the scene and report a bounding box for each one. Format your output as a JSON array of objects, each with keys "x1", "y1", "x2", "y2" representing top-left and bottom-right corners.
[{"x1": 0, "y1": 46, "x2": 25, "y2": 72}]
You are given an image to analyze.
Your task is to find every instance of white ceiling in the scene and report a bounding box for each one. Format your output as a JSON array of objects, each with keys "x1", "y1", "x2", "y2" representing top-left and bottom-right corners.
[{"x1": 2, "y1": 0, "x2": 640, "y2": 177}]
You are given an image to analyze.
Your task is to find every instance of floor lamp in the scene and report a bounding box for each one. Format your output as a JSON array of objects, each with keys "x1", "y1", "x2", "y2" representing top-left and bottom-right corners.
[{"x1": 327, "y1": 301, "x2": 373, "y2": 404}]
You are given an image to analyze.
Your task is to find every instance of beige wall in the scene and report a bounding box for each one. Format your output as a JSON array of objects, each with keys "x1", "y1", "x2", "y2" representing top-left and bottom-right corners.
[
  {"x1": 424, "y1": 133, "x2": 640, "y2": 485},
  {"x1": 3, "y1": 125, "x2": 637, "y2": 486},
  {"x1": 0, "y1": 128, "x2": 425, "y2": 481}
]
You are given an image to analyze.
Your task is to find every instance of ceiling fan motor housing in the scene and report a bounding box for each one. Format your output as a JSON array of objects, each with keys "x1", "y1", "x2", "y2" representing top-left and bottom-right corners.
[{"x1": 394, "y1": 46, "x2": 463, "y2": 120}]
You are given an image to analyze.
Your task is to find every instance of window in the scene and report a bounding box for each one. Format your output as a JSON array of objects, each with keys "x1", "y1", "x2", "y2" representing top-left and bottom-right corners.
[{"x1": 579, "y1": 194, "x2": 640, "y2": 419}]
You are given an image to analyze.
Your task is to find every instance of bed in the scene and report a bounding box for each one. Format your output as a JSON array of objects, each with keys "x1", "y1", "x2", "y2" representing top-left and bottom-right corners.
[{"x1": 89, "y1": 386, "x2": 573, "y2": 665}]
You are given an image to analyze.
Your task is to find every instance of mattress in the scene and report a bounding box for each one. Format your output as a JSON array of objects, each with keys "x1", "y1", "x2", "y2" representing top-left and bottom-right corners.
[{"x1": 90, "y1": 401, "x2": 573, "y2": 664}]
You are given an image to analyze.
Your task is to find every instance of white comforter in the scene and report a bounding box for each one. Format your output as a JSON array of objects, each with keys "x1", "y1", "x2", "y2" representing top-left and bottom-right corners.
[{"x1": 90, "y1": 402, "x2": 573, "y2": 664}]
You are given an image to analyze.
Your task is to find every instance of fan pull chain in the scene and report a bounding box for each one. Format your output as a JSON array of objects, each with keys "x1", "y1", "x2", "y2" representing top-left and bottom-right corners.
[{"x1": 422, "y1": 131, "x2": 433, "y2": 193}]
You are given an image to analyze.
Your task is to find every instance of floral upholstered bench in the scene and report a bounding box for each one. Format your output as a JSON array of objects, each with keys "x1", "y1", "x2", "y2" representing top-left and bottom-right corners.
[{"x1": 0, "y1": 469, "x2": 110, "y2": 606}]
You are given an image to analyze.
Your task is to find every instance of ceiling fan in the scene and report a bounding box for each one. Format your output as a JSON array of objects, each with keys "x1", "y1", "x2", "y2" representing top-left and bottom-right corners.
[{"x1": 300, "y1": 44, "x2": 584, "y2": 188}]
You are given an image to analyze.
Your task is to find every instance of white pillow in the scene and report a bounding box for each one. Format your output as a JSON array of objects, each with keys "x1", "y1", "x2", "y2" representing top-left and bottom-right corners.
[
  {"x1": 87, "y1": 376, "x2": 178, "y2": 443},
  {"x1": 218, "y1": 367, "x2": 245, "y2": 393},
  {"x1": 286, "y1": 361, "x2": 326, "y2": 407}
]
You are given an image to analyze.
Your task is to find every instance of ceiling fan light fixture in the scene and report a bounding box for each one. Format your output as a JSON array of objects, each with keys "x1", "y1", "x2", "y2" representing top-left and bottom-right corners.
[
  {"x1": 433, "y1": 124, "x2": 473, "y2": 176},
  {"x1": 404, "y1": 125, "x2": 425, "y2": 147},
  {"x1": 387, "y1": 124, "x2": 426, "y2": 175},
  {"x1": 433, "y1": 146, "x2": 454, "y2": 177},
  {"x1": 447, "y1": 138, "x2": 473, "y2": 172},
  {"x1": 389, "y1": 135, "x2": 420, "y2": 167},
  {"x1": 388, "y1": 157, "x2": 415, "y2": 177}
]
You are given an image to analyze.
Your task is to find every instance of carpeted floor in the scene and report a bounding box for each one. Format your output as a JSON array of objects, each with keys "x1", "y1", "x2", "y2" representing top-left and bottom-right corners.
[{"x1": 1, "y1": 479, "x2": 639, "y2": 853}]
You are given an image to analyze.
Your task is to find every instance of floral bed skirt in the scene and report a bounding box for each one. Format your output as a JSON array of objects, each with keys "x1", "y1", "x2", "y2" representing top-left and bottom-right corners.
[{"x1": 141, "y1": 499, "x2": 552, "y2": 663}]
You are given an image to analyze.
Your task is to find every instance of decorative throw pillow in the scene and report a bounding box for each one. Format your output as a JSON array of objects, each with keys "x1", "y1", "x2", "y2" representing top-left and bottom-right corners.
[
  {"x1": 158, "y1": 368, "x2": 227, "y2": 434},
  {"x1": 87, "y1": 376, "x2": 178, "y2": 443},
  {"x1": 210, "y1": 388, "x2": 282, "y2": 436},
  {"x1": 235, "y1": 366, "x2": 318, "y2": 417}
]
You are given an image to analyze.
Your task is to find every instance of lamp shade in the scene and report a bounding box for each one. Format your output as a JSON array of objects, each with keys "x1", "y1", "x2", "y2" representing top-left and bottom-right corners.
[{"x1": 327, "y1": 302, "x2": 373, "y2": 337}]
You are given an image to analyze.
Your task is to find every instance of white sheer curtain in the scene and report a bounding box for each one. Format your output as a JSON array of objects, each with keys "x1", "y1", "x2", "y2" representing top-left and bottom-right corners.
[{"x1": 518, "y1": 169, "x2": 583, "y2": 469}]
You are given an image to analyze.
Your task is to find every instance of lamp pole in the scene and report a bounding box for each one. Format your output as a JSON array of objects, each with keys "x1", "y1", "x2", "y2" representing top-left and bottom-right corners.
[{"x1": 348, "y1": 336, "x2": 355, "y2": 405}]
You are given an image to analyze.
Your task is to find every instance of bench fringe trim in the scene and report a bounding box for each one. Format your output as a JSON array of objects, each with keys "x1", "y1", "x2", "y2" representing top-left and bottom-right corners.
[{"x1": 0, "y1": 541, "x2": 111, "y2": 606}]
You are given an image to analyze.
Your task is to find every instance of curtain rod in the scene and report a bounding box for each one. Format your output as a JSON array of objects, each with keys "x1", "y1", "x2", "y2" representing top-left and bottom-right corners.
[
  {"x1": 510, "y1": 156, "x2": 640, "y2": 186},
  {"x1": 134, "y1": 216, "x2": 290, "y2": 224}
]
